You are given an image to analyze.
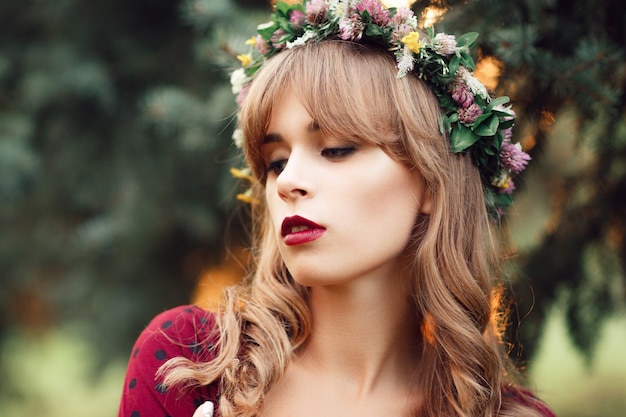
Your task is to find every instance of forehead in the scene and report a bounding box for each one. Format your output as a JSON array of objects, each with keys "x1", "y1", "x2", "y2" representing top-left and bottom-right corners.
[{"x1": 264, "y1": 91, "x2": 320, "y2": 137}]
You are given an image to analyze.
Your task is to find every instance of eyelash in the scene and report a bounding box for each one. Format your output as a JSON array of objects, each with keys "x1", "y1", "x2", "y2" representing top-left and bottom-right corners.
[
  {"x1": 265, "y1": 146, "x2": 357, "y2": 176},
  {"x1": 266, "y1": 159, "x2": 287, "y2": 175},
  {"x1": 321, "y1": 146, "x2": 357, "y2": 159}
]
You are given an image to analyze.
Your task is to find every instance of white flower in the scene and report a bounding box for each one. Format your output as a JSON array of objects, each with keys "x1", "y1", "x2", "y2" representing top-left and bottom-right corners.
[
  {"x1": 432, "y1": 33, "x2": 456, "y2": 55},
  {"x1": 494, "y1": 104, "x2": 516, "y2": 119},
  {"x1": 286, "y1": 29, "x2": 316, "y2": 49},
  {"x1": 230, "y1": 68, "x2": 247, "y2": 94},
  {"x1": 491, "y1": 171, "x2": 512, "y2": 189},
  {"x1": 328, "y1": 0, "x2": 343, "y2": 15},
  {"x1": 257, "y1": 21, "x2": 274, "y2": 31},
  {"x1": 396, "y1": 45, "x2": 415, "y2": 78},
  {"x1": 391, "y1": 6, "x2": 417, "y2": 29},
  {"x1": 458, "y1": 67, "x2": 489, "y2": 99},
  {"x1": 232, "y1": 127, "x2": 244, "y2": 148},
  {"x1": 402, "y1": 12, "x2": 418, "y2": 29}
]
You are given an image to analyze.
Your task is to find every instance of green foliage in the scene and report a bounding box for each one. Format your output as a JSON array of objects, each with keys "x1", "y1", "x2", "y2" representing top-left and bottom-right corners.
[
  {"x1": 0, "y1": 0, "x2": 260, "y2": 369},
  {"x1": 440, "y1": 0, "x2": 626, "y2": 359}
]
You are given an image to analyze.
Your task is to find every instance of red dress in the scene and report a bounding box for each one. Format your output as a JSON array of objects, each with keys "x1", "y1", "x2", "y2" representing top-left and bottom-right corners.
[
  {"x1": 117, "y1": 305, "x2": 220, "y2": 417},
  {"x1": 118, "y1": 305, "x2": 555, "y2": 417}
]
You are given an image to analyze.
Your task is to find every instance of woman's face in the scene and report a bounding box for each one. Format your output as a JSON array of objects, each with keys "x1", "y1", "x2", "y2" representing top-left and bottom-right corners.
[{"x1": 261, "y1": 91, "x2": 431, "y2": 287}]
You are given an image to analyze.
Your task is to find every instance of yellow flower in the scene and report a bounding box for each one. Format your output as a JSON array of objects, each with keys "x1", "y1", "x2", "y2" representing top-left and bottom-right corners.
[
  {"x1": 236, "y1": 188, "x2": 258, "y2": 205},
  {"x1": 237, "y1": 53, "x2": 252, "y2": 67},
  {"x1": 231, "y1": 167, "x2": 258, "y2": 204},
  {"x1": 492, "y1": 172, "x2": 511, "y2": 189},
  {"x1": 230, "y1": 167, "x2": 255, "y2": 183},
  {"x1": 245, "y1": 36, "x2": 257, "y2": 46},
  {"x1": 401, "y1": 32, "x2": 423, "y2": 54}
]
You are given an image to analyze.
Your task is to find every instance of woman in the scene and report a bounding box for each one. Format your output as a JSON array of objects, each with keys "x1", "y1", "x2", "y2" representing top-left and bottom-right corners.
[{"x1": 118, "y1": 1, "x2": 552, "y2": 416}]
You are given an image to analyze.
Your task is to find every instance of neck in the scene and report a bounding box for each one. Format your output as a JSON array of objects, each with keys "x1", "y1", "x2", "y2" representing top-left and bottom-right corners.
[{"x1": 298, "y1": 272, "x2": 422, "y2": 398}]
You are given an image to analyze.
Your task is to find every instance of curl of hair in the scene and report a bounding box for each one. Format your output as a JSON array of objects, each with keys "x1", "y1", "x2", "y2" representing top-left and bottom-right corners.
[{"x1": 162, "y1": 41, "x2": 546, "y2": 417}]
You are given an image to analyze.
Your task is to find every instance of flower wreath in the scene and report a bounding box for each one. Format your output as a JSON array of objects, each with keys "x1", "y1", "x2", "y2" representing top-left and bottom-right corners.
[{"x1": 230, "y1": 0, "x2": 530, "y2": 218}]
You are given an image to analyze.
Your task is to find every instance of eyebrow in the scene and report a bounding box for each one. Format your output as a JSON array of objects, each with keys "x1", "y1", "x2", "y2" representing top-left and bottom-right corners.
[
  {"x1": 262, "y1": 133, "x2": 282, "y2": 144},
  {"x1": 262, "y1": 120, "x2": 320, "y2": 144}
]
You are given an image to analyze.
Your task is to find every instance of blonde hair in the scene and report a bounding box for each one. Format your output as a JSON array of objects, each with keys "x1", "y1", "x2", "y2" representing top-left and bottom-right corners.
[{"x1": 162, "y1": 41, "x2": 544, "y2": 417}]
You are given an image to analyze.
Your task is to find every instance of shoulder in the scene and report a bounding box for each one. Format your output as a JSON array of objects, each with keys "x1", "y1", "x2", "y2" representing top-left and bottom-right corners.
[
  {"x1": 501, "y1": 384, "x2": 556, "y2": 417},
  {"x1": 137, "y1": 305, "x2": 218, "y2": 354},
  {"x1": 118, "y1": 305, "x2": 220, "y2": 417}
]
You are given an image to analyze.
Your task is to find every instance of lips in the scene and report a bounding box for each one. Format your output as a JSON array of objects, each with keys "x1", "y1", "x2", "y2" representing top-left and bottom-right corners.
[{"x1": 281, "y1": 215, "x2": 326, "y2": 246}]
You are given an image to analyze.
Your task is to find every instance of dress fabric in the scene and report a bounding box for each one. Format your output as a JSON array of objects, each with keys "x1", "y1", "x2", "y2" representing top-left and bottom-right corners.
[
  {"x1": 118, "y1": 305, "x2": 555, "y2": 417},
  {"x1": 117, "y1": 305, "x2": 220, "y2": 417}
]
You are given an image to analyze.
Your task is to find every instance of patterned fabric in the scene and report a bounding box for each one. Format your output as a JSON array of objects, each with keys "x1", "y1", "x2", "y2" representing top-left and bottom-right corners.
[
  {"x1": 118, "y1": 305, "x2": 555, "y2": 417},
  {"x1": 118, "y1": 305, "x2": 220, "y2": 417}
]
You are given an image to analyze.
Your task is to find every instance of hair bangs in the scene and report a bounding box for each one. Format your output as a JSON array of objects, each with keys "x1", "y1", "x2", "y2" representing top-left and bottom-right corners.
[{"x1": 241, "y1": 41, "x2": 414, "y2": 182}]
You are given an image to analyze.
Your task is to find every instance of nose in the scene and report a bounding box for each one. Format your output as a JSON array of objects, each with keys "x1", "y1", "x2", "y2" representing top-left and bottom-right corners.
[{"x1": 275, "y1": 151, "x2": 312, "y2": 201}]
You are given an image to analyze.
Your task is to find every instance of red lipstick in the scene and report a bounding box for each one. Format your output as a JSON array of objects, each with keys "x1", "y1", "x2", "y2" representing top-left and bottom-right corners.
[{"x1": 281, "y1": 215, "x2": 326, "y2": 246}]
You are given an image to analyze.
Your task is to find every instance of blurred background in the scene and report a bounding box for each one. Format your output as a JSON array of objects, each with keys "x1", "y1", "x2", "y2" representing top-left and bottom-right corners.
[{"x1": 1, "y1": 0, "x2": 624, "y2": 416}]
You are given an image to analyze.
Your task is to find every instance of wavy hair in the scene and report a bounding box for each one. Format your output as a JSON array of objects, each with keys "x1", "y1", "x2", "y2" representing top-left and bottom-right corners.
[{"x1": 162, "y1": 41, "x2": 544, "y2": 417}]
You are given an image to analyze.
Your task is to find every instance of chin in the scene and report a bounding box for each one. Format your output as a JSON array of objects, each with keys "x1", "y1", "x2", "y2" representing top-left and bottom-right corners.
[{"x1": 288, "y1": 269, "x2": 348, "y2": 288}]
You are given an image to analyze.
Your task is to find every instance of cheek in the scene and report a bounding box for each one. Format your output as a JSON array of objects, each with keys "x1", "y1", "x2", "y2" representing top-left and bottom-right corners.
[
  {"x1": 264, "y1": 181, "x2": 284, "y2": 232},
  {"x1": 357, "y1": 163, "x2": 423, "y2": 219},
  {"x1": 344, "y1": 186, "x2": 416, "y2": 250},
  {"x1": 264, "y1": 180, "x2": 278, "y2": 209}
]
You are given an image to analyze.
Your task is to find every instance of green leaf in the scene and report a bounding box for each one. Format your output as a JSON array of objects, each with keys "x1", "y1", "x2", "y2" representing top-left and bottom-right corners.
[
  {"x1": 275, "y1": 1, "x2": 294, "y2": 15},
  {"x1": 487, "y1": 96, "x2": 511, "y2": 111},
  {"x1": 459, "y1": 51, "x2": 476, "y2": 70},
  {"x1": 491, "y1": 192, "x2": 513, "y2": 208},
  {"x1": 276, "y1": 15, "x2": 294, "y2": 30},
  {"x1": 493, "y1": 131, "x2": 504, "y2": 150},
  {"x1": 450, "y1": 124, "x2": 480, "y2": 152},
  {"x1": 449, "y1": 55, "x2": 460, "y2": 76},
  {"x1": 456, "y1": 32, "x2": 479, "y2": 48},
  {"x1": 278, "y1": 33, "x2": 294, "y2": 44},
  {"x1": 439, "y1": 115, "x2": 448, "y2": 134},
  {"x1": 257, "y1": 23, "x2": 278, "y2": 39},
  {"x1": 472, "y1": 113, "x2": 492, "y2": 126},
  {"x1": 499, "y1": 119, "x2": 515, "y2": 129},
  {"x1": 473, "y1": 114, "x2": 499, "y2": 136},
  {"x1": 245, "y1": 61, "x2": 263, "y2": 77},
  {"x1": 361, "y1": 10, "x2": 372, "y2": 23},
  {"x1": 492, "y1": 109, "x2": 514, "y2": 118},
  {"x1": 365, "y1": 23, "x2": 384, "y2": 37},
  {"x1": 439, "y1": 114, "x2": 455, "y2": 134}
]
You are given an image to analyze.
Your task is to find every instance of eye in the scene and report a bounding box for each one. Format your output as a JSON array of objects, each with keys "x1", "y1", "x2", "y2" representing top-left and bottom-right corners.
[
  {"x1": 321, "y1": 146, "x2": 356, "y2": 159},
  {"x1": 266, "y1": 158, "x2": 288, "y2": 176}
]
